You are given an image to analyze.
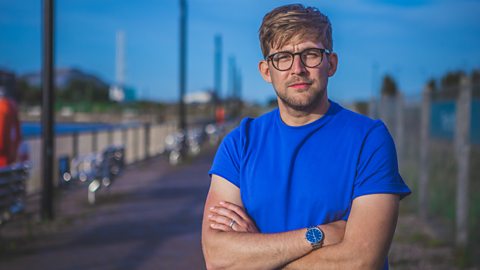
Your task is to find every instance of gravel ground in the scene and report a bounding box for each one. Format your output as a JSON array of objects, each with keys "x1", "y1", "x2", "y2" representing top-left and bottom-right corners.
[{"x1": 390, "y1": 213, "x2": 479, "y2": 270}]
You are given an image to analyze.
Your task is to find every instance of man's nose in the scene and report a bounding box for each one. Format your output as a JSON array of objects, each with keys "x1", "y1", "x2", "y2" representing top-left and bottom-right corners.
[{"x1": 290, "y1": 55, "x2": 307, "y2": 75}]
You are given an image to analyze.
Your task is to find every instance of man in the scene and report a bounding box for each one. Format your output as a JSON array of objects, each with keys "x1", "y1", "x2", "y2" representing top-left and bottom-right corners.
[
  {"x1": 202, "y1": 4, "x2": 410, "y2": 270},
  {"x1": 0, "y1": 86, "x2": 21, "y2": 167}
]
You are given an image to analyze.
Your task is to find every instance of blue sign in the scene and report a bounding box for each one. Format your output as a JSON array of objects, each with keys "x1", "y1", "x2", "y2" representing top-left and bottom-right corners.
[
  {"x1": 430, "y1": 101, "x2": 456, "y2": 140},
  {"x1": 430, "y1": 99, "x2": 480, "y2": 144},
  {"x1": 472, "y1": 100, "x2": 480, "y2": 144}
]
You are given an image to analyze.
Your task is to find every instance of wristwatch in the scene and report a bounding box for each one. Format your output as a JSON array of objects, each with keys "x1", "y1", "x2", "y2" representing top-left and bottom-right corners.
[{"x1": 305, "y1": 226, "x2": 324, "y2": 249}]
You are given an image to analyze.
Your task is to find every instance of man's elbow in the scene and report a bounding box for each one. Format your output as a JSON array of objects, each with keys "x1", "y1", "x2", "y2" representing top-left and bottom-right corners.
[
  {"x1": 351, "y1": 258, "x2": 384, "y2": 270},
  {"x1": 202, "y1": 232, "x2": 235, "y2": 270},
  {"x1": 204, "y1": 254, "x2": 238, "y2": 270},
  {"x1": 204, "y1": 255, "x2": 228, "y2": 270},
  {"x1": 341, "y1": 241, "x2": 386, "y2": 270},
  {"x1": 355, "y1": 251, "x2": 386, "y2": 269},
  {"x1": 203, "y1": 247, "x2": 230, "y2": 270}
]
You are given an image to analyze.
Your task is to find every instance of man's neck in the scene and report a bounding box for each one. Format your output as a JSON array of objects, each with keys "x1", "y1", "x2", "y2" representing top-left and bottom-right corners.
[{"x1": 278, "y1": 97, "x2": 330, "y2": 127}]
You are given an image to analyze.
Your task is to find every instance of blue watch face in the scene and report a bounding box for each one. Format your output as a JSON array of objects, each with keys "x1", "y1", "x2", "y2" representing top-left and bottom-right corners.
[{"x1": 306, "y1": 227, "x2": 324, "y2": 244}]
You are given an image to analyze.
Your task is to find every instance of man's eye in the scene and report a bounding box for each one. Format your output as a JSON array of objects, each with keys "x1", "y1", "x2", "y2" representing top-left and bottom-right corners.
[
  {"x1": 304, "y1": 52, "x2": 320, "y2": 58},
  {"x1": 275, "y1": 54, "x2": 291, "y2": 61}
]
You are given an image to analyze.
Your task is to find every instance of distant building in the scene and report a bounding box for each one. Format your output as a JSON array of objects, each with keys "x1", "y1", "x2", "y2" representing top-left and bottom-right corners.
[
  {"x1": 109, "y1": 85, "x2": 137, "y2": 102},
  {"x1": 109, "y1": 85, "x2": 125, "y2": 102},
  {"x1": 184, "y1": 91, "x2": 214, "y2": 104}
]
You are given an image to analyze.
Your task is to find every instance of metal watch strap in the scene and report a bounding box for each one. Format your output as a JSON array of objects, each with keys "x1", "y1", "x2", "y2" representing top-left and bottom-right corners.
[{"x1": 316, "y1": 226, "x2": 325, "y2": 249}]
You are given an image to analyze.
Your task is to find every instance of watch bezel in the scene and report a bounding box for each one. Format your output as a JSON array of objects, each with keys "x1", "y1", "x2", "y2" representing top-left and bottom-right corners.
[{"x1": 305, "y1": 226, "x2": 324, "y2": 249}]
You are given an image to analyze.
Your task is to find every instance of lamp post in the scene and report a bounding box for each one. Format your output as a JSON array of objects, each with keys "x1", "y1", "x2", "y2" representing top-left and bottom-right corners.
[
  {"x1": 41, "y1": 0, "x2": 55, "y2": 220},
  {"x1": 178, "y1": 0, "x2": 188, "y2": 156},
  {"x1": 214, "y1": 35, "x2": 222, "y2": 122}
]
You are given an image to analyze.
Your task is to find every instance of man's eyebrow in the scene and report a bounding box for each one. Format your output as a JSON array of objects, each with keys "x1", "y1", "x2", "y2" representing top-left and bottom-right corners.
[{"x1": 272, "y1": 47, "x2": 324, "y2": 54}]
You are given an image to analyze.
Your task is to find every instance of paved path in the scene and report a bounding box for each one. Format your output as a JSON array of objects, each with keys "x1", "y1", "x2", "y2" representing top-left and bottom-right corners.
[{"x1": 0, "y1": 150, "x2": 212, "y2": 270}]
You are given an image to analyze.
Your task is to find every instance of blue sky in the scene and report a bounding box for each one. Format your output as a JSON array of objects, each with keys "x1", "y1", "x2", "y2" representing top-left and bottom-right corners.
[{"x1": 0, "y1": 0, "x2": 479, "y2": 104}]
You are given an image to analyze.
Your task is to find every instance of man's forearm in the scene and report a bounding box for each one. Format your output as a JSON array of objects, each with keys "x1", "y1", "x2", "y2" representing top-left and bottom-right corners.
[
  {"x1": 283, "y1": 195, "x2": 400, "y2": 270},
  {"x1": 202, "y1": 177, "x2": 312, "y2": 269},
  {"x1": 203, "y1": 227, "x2": 311, "y2": 270},
  {"x1": 283, "y1": 241, "x2": 370, "y2": 270},
  {"x1": 203, "y1": 200, "x2": 346, "y2": 270},
  {"x1": 281, "y1": 222, "x2": 361, "y2": 270}
]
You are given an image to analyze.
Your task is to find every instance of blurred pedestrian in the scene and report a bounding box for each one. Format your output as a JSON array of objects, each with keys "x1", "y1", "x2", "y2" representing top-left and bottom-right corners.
[
  {"x1": 202, "y1": 4, "x2": 411, "y2": 270},
  {"x1": 0, "y1": 86, "x2": 21, "y2": 167}
]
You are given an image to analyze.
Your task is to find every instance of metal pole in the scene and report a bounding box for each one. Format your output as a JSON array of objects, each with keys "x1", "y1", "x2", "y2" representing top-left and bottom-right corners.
[
  {"x1": 92, "y1": 131, "x2": 98, "y2": 152},
  {"x1": 144, "y1": 123, "x2": 151, "y2": 160},
  {"x1": 179, "y1": 0, "x2": 188, "y2": 154},
  {"x1": 135, "y1": 127, "x2": 140, "y2": 162},
  {"x1": 41, "y1": 0, "x2": 55, "y2": 220},
  {"x1": 228, "y1": 57, "x2": 236, "y2": 118},
  {"x1": 214, "y1": 35, "x2": 222, "y2": 121},
  {"x1": 72, "y1": 132, "x2": 78, "y2": 158},
  {"x1": 237, "y1": 68, "x2": 242, "y2": 116},
  {"x1": 108, "y1": 128, "x2": 113, "y2": 146}
]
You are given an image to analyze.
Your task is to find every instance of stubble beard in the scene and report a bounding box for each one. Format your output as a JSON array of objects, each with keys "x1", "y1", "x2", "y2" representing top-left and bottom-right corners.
[{"x1": 275, "y1": 85, "x2": 326, "y2": 113}]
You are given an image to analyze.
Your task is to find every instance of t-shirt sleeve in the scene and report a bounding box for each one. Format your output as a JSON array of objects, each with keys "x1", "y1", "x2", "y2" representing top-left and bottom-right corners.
[
  {"x1": 353, "y1": 121, "x2": 411, "y2": 200},
  {"x1": 208, "y1": 126, "x2": 242, "y2": 188}
]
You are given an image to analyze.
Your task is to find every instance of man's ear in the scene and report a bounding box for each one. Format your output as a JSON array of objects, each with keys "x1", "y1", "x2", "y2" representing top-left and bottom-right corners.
[
  {"x1": 327, "y1": 52, "x2": 338, "y2": 77},
  {"x1": 258, "y1": 60, "x2": 272, "y2": 83}
]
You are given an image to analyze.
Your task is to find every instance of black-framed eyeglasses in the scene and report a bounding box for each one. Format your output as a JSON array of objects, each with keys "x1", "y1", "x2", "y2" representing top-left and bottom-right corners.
[{"x1": 265, "y1": 48, "x2": 331, "y2": 71}]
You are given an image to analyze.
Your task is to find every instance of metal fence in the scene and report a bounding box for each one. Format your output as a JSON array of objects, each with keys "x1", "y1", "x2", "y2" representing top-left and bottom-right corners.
[
  {"x1": 370, "y1": 75, "x2": 479, "y2": 250},
  {"x1": 0, "y1": 163, "x2": 30, "y2": 225},
  {"x1": 24, "y1": 121, "x2": 177, "y2": 196}
]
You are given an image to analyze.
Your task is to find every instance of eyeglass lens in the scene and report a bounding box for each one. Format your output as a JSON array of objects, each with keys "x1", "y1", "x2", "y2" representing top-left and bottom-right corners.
[{"x1": 270, "y1": 49, "x2": 325, "y2": 71}]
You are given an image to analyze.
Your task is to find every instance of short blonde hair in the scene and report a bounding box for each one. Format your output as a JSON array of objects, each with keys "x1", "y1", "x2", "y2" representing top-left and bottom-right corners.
[{"x1": 259, "y1": 4, "x2": 333, "y2": 58}]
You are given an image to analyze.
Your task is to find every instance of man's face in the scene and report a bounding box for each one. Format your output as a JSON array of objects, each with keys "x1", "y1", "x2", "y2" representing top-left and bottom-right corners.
[{"x1": 259, "y1": 39, "x2": 338, "y2": 111}]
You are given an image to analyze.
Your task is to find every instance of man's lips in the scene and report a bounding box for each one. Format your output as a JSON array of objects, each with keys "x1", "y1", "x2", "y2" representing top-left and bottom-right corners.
[{"x1": 288, "y1": 82, "x2": 311, "y2": 89}]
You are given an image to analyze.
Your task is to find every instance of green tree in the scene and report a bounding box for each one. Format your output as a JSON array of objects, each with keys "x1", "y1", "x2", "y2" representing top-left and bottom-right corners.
[
  {"x1": 441, "y1": 71, "x2": 464, "y2": 88},
  {"x1": 16, "y1": 78, "x2": 41, "y2": 105},
  {"x1": 59, "y1": 79, "x2": 109, "y2": 103},
  {"x1": 380, "y1": 74, "x2": 398, "y2": 97},
  {"x1": 472, "y1": 69, "x2": 480, "y2": 98},
  {"x1": 437, "y1": 71, "x2": 465, "y2": 99}
]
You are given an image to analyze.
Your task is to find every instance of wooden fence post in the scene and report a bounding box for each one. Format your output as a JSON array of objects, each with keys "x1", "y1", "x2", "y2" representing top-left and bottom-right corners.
[
  {"x1": 455, "y1": 75, "x2": 472, "y2": 248},
  {"x1": 134, "y1": 127, "x2": 139, "y2": 162},
  {"x1": 419, "y1": 84, "x2": 432, "y2": 220},
  {"x1": 369, "y1": 97, "x2": 377, "y2": 119},
  {"x1": 395, "y1": 92, "x2": 405, "y2": 169},
  {"x1": 379, "y1": 95, "x2": 387, "y2": 125}
]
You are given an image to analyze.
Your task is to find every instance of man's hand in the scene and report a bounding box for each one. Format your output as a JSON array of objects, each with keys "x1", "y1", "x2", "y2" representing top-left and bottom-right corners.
[
  {"x1": 208, "y1": 201, "x2": 259, "y2": 233},
  {"x1": 202, "y1": 176, "x2": 313, "y2": 269},
  {"x1": 208, "y1": 201, "x2": 346, "y2": 247}
]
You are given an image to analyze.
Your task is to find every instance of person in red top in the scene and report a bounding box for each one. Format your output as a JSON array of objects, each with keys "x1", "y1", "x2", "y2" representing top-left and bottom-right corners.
[{"x1": 0, "y1": 86, "x2": 21, "y2": 167}]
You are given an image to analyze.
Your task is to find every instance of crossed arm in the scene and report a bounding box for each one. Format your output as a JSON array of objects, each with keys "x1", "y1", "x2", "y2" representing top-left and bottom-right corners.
[{"x1": 202, "y1": 174, "x2": 400, "y2": 270}]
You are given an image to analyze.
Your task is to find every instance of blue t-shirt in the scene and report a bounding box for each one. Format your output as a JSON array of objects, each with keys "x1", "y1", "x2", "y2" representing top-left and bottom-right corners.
[{"x1": 209, "y1": 101, "x2": 410, "y2": 267}]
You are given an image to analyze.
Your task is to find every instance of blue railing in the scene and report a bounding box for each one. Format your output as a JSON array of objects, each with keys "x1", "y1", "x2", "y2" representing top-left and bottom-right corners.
[{"x1": 21, "y1": 121, "x2": 142, "y2": 138}]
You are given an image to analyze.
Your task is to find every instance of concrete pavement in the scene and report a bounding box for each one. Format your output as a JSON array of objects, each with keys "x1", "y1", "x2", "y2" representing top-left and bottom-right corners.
[{"x1": 0, "y1": 149, "x2": 212, "y2": 270}]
